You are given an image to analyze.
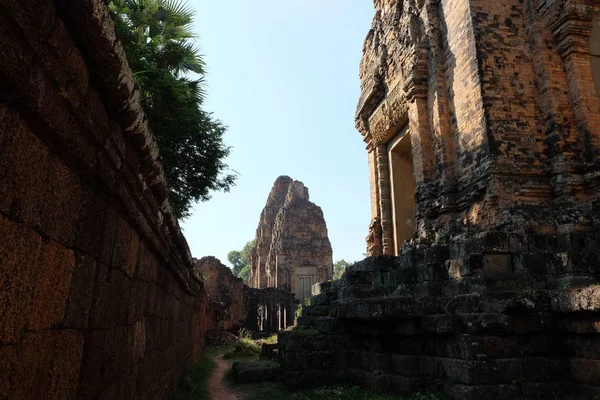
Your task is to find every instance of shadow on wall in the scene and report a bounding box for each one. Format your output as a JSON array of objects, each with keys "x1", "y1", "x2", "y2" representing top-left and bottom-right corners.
[{"x1": 0, "y1": 1, "x2": 215, "y2": 399}]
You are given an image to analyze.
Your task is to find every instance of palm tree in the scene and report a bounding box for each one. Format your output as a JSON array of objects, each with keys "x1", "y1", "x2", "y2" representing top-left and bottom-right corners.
[
  {"x1": 108, "y1": 0, "x2": 235, "y2": 219},
  {"x1": 110, "y1": 0, "x2": 205, "y2": 79}
]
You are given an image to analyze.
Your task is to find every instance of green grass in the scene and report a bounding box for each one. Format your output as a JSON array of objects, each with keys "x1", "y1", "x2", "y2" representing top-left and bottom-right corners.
[
  {"x1": 222, "y1": 338, "x2": 261, "y2": 361},
  {"x1": 172, "y1": 336, "x2": 445, "y2": 400},
  {"x1": 170, "y1": 353, "x2": 216, "y2": 400},
  {"x1": 257, "y1": 334, "x2": 278, "y2": 345},
  {"x1": 241, "y1": 383, "x2": 444, "y2": 400}
]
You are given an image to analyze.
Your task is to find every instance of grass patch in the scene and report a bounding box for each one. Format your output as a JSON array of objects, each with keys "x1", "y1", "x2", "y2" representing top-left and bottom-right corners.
[
  {"x1": 256, "y1": 334, "x2": 278, "y2": 345},
  {"x1": 241, "y1": 383, "x2": 444, "y2": 400},
  {"x1": 222, "y1": 338, "x2": 261, "y2": 361},
  {"x1": 170, "y1": 353, "x2": 216, "y2": 400}
]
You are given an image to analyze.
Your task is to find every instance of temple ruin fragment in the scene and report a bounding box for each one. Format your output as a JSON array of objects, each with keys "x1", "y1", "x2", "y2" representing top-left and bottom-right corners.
[
  {"x1": 279, "y1": 0, "x2": 600, "y2": 399},
  {"x1": 249, "y1": 176, "x2": 333, "y2": 303},
  {"x1": 193, "y1": 257, "x2": 247, "y2": 333}
]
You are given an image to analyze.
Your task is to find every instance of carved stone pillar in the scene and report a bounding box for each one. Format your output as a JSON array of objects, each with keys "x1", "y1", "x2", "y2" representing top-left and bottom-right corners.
[{"x1": 376, "y1": 144, "x2": 394, "y2": 255}]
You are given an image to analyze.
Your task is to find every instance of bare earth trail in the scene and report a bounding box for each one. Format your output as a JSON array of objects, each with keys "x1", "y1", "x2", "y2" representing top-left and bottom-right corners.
[{"x1": 208, "y1": 355, "x2": 242, "y2": 400}]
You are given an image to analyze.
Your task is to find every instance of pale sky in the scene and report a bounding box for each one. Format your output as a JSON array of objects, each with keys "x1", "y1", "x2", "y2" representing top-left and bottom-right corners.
[{"x1": 181, "y1": 0, "x2": 376, "y2": 267}]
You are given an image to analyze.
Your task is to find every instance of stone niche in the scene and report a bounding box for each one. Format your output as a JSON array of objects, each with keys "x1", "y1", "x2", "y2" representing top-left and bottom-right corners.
[
  {"x1": 249, "y1": 176, "x2": 333, "y2": 303},
  {"x1": 280, "y1": 0, "x2": 600, "y2": 399}
]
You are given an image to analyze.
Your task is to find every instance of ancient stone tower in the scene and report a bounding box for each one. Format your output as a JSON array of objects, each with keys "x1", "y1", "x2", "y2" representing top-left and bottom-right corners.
[
  {"x1": 249, "y1": 176, "x2": 333, "y2": 302},
  {"x1": 360, "y1": 0, "x2": 600, "y2": 261},
  {"x1": 279, "y1": 1, "x2": 600, "y2": 399}
]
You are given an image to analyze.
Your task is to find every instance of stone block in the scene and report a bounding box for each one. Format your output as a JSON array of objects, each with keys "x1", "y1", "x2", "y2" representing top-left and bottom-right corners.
[
  {"x1": 364, "y1": 372, "x2": 392, "y2": 392},
  {"x1": 73, "y1": 186, "x2": 108, "y2": 258},
  {"x1": 418, "y1": 356, "x2": 441, "y2": 376},
  {"x1": 0, "y1": 215, "x2": 42, "y2": 344},
  {"x1": 232, "y1": 362, "x2": 281, "y2": 384},
  {"x1": 480, "y1": 254, "x2": 513, "y2": 282},
  {"x1": 448, "y1": 259, "x2": 471, "y2": 278},
  {"x1": 10, "y1": 331, "x2": 83, "y2": 400},
  {"x1": 396, "y1": 265, "x2": 419, "y2": 284},
  {"x1": 522, "y1": 357, "x2": 567, "y2": 382},
  {"x1": 391, "y1": 375, "x2": 424, "y2": 392},
  {"x1": 564, "y1": 336, "x2": 600, "y2": 359},
  {"x1": 0, "y1": 345, "x2": 15, "y2": 397},
  {"x1": 282, "y1": 352, "x2": 307, "y2": 371},
  {"x1": 303, "y1": 334, "x2": 330, "y2": 352},
  {"x1": 39, "y1": 156, "x2": 83, "y2": 246},
  {"x1": 111, "y1": 217, "x2": 139, "y2": 278},
  {"x1": 361, "y1": 351, "x2": 391, "y2": 372},
  {"x1": 89, "y1": 263, "x2": 136, "y2": 328},
  {"x1": 569, "y1": 358, "x2": 600, "y2": 385},
  {"x1": 79, "y1": 326, "x2": 136, "y2": 397},
  {"x1": 446, "y1": 384, "x2": 520, "y2": 400},
  {"x1": 307, "y1": 351, "x2": 335, "y2": 369},
  {"x1": 391, "y1": 354, "x2": 419, "y2": 376},
  {"x1": 0, "y1": 109, "x2": 50, "y2": 229},
  {"x1": 98, "y1": 205, "x2": 120, "y2": 266},
  {"x1": 440, "y1": 358, "x2": 523, "y2": 385},
  {"x1": 27, "y1": 240, "x2": 75, "y2": 331}
]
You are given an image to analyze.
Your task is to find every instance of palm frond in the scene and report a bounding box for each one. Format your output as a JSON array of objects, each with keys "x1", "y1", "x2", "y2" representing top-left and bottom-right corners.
[
  {"x1": 161, "y1": 0, "x2": 196, "y2": 21},
  {"x1": 186, "y1": 78, "x2": 207, "y2": 103}
]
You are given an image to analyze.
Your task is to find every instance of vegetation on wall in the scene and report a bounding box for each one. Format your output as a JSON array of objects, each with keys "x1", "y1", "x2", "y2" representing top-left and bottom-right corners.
[
  {"x1": 109, "y1": 0, "x2": 236, "y2": 219},
  {"x1": 333, "y1": 259, "x2": 353, "y2": 280},
  {"x1": 227, "y1": 240, "x2": 255, "y2": 283}
]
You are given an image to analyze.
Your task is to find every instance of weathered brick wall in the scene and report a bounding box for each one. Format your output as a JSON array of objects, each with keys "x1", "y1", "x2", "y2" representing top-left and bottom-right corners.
[
  {"x1": 359, "y1": 0, "x2": 600, "y2": 252},
  {"x1": 280, "y1": 1, "x2": 600, "y2": 399},
  {"x1": 194, "y1": 257, "x2": 247, "y2": 333},
  {"x1": 0, "y1": 1, "x2": 210, "y2": 399}
]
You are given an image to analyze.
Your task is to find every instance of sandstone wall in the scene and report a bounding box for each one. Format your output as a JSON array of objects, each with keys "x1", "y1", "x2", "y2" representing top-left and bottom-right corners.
[
  {"x1": 278, "y1": 1, "x2": 600, "y2": 399},
  {"x1": 281, "y1": 257, "x2": 600, "y2": 400},
  {"x1": 0, "y1": 1, "x2": 210, "y2": 399},
  {"x1": 194, "y1": 257, "x2": 247, "y2": 332}
]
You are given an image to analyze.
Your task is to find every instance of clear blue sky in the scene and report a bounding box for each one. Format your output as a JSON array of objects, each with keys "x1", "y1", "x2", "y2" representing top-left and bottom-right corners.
[{"x1": 181, "y1": 0, "x2": 376, "y2": 267}]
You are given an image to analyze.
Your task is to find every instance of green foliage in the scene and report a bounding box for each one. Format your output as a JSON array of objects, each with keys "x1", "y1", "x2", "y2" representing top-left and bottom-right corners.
[
  {"x1": 170, "y1": 353, "x2": 216, "y2": 400},
  {"x1": 333, "y1": 259, "x2": 353, "y2": 280},
  {"x1": 221, "y1": 331, "x2": 260, "y2": 360},
  {"x1": 228, "y1": 240, "x2": 254, "y2": 283},
  {"x1": 109, "y1": 0, "x2": 235, "y2": 219},
  {"x1": 238, "y1": 264, "x2": 251, "y2": 283},
  {"x1": 227, "y1": 250, "x2": 244, "y2": 275}
]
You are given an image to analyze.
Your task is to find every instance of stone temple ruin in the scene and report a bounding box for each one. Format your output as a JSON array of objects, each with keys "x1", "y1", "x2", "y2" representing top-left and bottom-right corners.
[
  {"x1": 3, "y1": 0, "x2": 600, "y2": 399},
  {"x1": 250, "y1": 176, "x2": 333, "y2": 303},
  {"x1": 279, "y1": 0, "x2": 600, "y2": 399},
  {"x1": 193, "y1": 257, "x2": 247, "y2": 333}
]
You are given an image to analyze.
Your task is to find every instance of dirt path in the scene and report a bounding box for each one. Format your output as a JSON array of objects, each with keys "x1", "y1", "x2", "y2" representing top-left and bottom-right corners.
[{"x1": 208, "y1": 355, "x2": 242, "y2": 400}]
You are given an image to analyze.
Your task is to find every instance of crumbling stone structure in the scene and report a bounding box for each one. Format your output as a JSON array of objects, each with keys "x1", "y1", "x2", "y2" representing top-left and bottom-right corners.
[
  {"x1": 280, "y1": 0, "x2": 600, "y2": 398},
  {"x1": 249, "y1": 176, "x2": 333, "y2": 303},
  {"x1": 194, "y1": 256, "x2": 247, "y2": 332},
  {"x1": 246, "y1": 288, "x2": 299, "y2": 333},
  {"x1": 0, "y1": 1, "x2": 212, "y2": 399}
]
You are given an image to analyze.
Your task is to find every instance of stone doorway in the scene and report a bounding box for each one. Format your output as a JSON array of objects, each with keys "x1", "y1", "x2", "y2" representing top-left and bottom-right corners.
[
  {"x1": 296, "y1": 276, "x2": 313, "y2": 303},
  {"x1": 294, "y1": 266, "x2": 317, "y2": 303},
  {"x1": 387, "y1": 127, "x2": 415, "y2": 255}
]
